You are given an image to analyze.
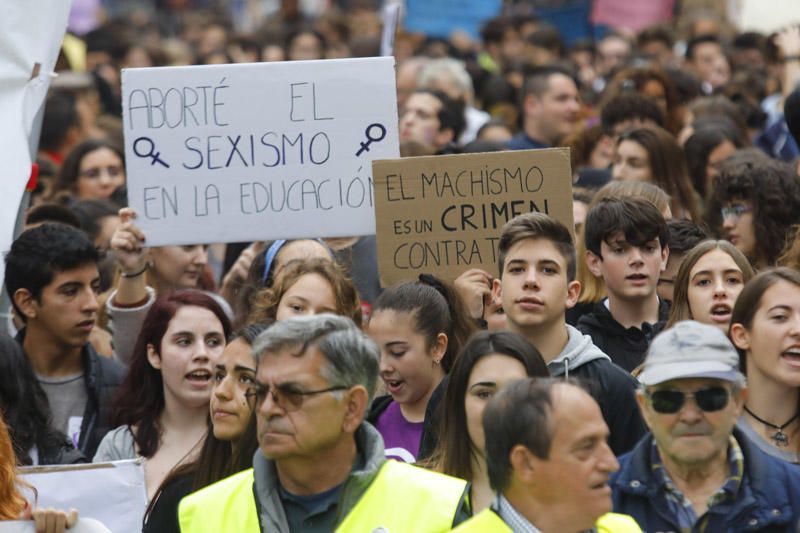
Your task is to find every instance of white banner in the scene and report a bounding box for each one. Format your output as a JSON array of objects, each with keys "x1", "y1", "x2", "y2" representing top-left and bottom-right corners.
[
  {"x1": 122, "y1": 57, "x2": 399, "y2": 246},
  {"x1": 0, "y1": 519, "x2": 109, "y2": 533},
  {"x1": 19, "y1": 460, "x2": 146, "y2": 533},
  {"x1": 0, "y1": 0, "x2": 71, "y2": 284}
]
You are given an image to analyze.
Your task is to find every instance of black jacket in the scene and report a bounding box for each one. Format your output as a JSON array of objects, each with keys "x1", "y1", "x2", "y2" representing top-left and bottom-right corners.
[
  {"x1": 548, "y1": 325, "x2": 646, "y2": 456},
  {"x1": 143, "y1": 472, "x2": 193, "y2": 533},
  {"x1": 367, "y1": 378, "x2": 446, "y2": 461},
  {"x1": 576, "y1": 299, "x2": 670, "y2": 372},
  {"x1": 567, "y1": 357, "x2": 647, "y2": 456},
  {"x1": 35, "y1": 435, "x2": 87, "y2": 465},
  {"x1": 565, "y1": 300, "x2": 595, "y2": 326},
  {"x1": 17, "y1": 330, "x2": 126, "y2": 459}
]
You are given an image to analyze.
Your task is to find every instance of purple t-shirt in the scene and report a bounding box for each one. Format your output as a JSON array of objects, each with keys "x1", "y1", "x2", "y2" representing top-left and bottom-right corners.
[{"x1": 374, "y1": 400, "x2": 424, "y2": 463}]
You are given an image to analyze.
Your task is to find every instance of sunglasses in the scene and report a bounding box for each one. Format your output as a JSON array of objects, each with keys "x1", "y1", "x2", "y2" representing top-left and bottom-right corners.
[
  {"x1": 245, "y1": 382, "x2": 348, "y2": 412},
  {"x1": 645, "y1": 386, "x2": 730, "y2": 414}
]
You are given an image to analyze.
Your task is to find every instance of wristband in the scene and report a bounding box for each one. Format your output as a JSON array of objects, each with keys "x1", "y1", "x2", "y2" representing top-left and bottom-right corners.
[
  {"x1": 121, "y1": 263, "x2": 148, "y2": 278},
  {"x1": 785, "y1": 55, "x2": 800, "y2": 62}
]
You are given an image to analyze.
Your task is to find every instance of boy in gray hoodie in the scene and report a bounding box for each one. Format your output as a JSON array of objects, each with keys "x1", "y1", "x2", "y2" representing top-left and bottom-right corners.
[{"x1": 491, "y1": 212, "x2": 645, "y2": 455}]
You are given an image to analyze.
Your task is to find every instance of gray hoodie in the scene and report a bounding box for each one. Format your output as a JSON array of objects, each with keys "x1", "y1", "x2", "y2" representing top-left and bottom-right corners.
[
  {"x1": 548, "y1": 324, "x2": 611, "y2": 378},
  {"x1": 546, "y1": 325, "x2": 646, "y2": 455}
]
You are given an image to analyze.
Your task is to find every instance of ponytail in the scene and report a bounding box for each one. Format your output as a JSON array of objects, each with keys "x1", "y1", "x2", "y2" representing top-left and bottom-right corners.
[{"x1": 374, "y1": 274, "x2": 476, "y2": 371}]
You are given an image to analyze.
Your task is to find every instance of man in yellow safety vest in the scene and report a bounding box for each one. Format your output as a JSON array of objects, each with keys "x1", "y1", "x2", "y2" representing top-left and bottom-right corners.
[
  {"x1": 178, "y1": 314, "x2": 469, "y2": 532},
  {"x1": 454, "y1": 378, "x2": 641, "y2": 533}
]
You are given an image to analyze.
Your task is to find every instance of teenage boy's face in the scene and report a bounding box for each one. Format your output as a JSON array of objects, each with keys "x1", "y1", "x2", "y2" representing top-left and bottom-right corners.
[
  {"x1": 493, "y1": 238, "x2": 580, "y2": 332},
  {"x1": 17, "y1": 263, "x2": 100, "y2": 349},
  {"x1": 587, "y1": 232, "x2": 668, "y2": 302}
]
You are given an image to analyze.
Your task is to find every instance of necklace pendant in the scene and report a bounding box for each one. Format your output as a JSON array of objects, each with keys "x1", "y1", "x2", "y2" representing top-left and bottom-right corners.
[{"x1": 772, "y1": 430, "x2": 790, "y2": 447}]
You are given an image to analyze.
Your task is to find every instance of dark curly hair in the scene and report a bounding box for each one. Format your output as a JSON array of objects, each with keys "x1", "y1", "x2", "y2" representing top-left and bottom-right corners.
[
  {"x1": 5, "y1": 223, "x2": 100, "y2": 322},
  {"x1": 708, "y1": 149, "x2": 800, "y2": 267}
]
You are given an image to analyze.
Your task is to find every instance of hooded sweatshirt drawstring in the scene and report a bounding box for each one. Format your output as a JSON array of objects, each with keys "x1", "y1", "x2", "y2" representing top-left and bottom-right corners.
[{"x1": 546, "y1": 325, "x2": 611, "y2": 378}]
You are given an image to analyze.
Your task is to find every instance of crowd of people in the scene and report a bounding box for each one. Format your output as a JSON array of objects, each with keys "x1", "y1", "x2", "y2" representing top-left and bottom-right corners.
[{"x1": 5, "y1": 0, "x2": 800, "y2": 531}]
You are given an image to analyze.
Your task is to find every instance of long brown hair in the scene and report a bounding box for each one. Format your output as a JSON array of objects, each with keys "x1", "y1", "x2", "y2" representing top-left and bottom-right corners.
[
  {"x1": 426, "y1": 331, "x2": 549, "y2": 480},
  {"x1": 144, "y1": 323, "x2": 268, "y2": 528},
  {"x1": 730, "y1": 267, "x2": 800, "y2": 371},
  {"x1": 667, "y1": 240, "x2": 754, "y2": 328},
  {"x1": 615, "y1": 126, "x2": 700, "y2": 221}
]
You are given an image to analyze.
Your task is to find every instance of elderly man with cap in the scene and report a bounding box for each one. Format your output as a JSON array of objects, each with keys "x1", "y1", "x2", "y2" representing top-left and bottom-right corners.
[{"x1": 611, "y1": 320, "x2": 800, "y2": 532}]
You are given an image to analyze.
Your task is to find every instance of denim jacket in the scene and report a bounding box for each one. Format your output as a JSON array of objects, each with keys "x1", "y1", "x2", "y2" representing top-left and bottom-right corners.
[{"x1": 611, "y1": 428, "x2": 800, "y2": 532}]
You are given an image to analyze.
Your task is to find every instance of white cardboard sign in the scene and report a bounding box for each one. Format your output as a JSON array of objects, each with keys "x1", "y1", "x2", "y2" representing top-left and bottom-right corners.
[
  {"x1": 19, "y1": 460, "x2": 146, "y2": 533},
  {"x1": 122, "y1": 57, "x2": 399, "y2": 246},
  {"x1": 0, "y1": 519, "x2": 110, "y2": 533}
]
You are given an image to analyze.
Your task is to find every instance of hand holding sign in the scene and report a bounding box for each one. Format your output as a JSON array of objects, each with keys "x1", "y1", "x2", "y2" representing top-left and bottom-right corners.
[
  {"x1": 110, "y1": 208, "x2": 148, "y2": 275},
  {"x1": 453, "y1": 268, "x2": 493, "y2": 319},
  {"x1": 31, "y1": 508, "x2": 79, "y2": 533}
]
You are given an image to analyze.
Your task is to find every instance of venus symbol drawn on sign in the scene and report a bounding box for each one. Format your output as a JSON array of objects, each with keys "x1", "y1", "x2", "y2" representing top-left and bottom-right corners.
[
  {"x1": 134, "y1": 136, "x2": 170, "y2": 168},
  {"x1": 356, "y1": 123, "x2": 387, "y2": 156}
]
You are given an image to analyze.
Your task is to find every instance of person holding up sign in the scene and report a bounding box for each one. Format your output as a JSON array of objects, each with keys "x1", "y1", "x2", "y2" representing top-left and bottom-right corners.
[
  {"x1": 366, "y1": 275, "x2": 475, "y2": 462},
  {"x1": 105, "y1": 208, "x2": 217, "y2": 365}
]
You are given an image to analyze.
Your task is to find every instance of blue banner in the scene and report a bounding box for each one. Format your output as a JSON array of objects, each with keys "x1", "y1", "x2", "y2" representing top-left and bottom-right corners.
[{"x1": 404, "y1": 0, "x2": 502, "y2": 39}]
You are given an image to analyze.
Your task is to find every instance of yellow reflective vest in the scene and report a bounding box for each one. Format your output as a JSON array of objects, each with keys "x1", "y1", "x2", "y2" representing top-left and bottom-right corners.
[
  {"x1": 596, "y1": 513, "x2": 643, "y2": 532},
  {"x1": 452, "y1": 508, "x2": 642, "y2": 532},
  {"x1": 179, "y1": 460, "x2": 467, "y2": 533},
  {"x1": 179, "y1": 469, "x2": 259, "y2": 533}
]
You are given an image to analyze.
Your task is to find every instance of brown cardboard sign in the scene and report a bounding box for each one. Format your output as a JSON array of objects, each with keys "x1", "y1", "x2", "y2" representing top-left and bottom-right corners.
[{"x1": 373, "y1": 148, "x2": 573, "y2": 286}]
